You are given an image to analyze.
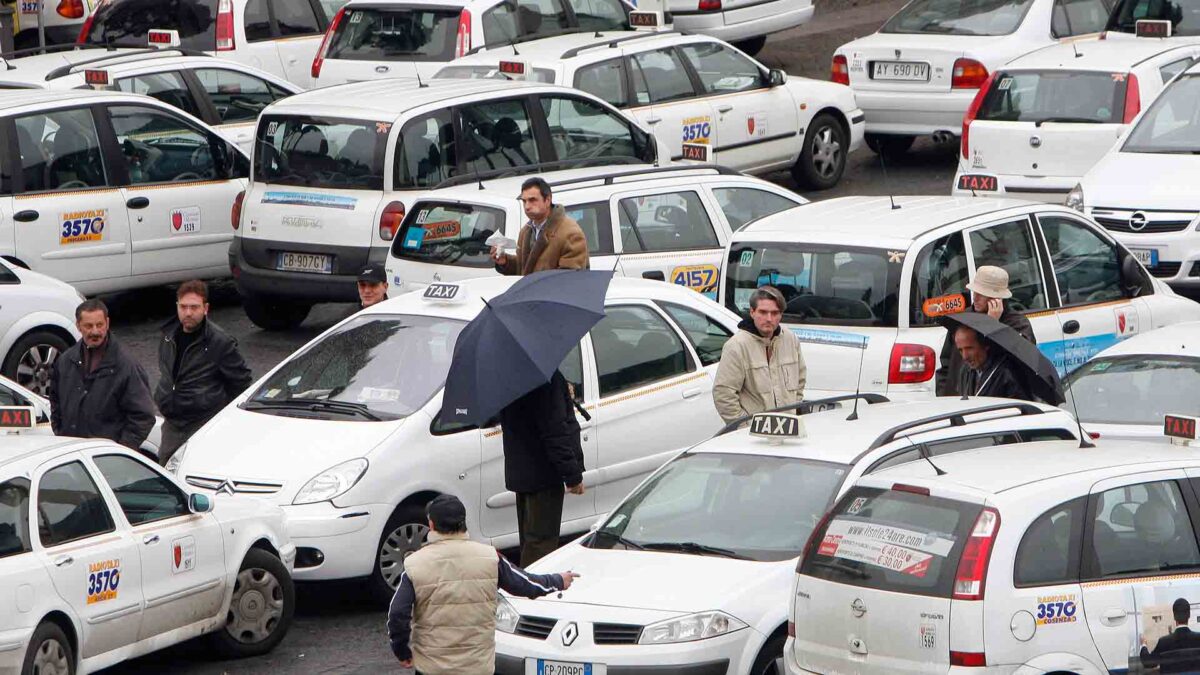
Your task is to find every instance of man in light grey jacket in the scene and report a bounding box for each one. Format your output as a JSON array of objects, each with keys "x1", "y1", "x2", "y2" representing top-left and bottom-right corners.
[{"x1": 713, "y1": 286, "x2": 806, "y2": 424}]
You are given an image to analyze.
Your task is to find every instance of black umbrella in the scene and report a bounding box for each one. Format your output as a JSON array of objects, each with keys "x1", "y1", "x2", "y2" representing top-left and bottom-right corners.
[
  {"x1": 440, "y1": 269, "x2": 613, "y2": 427},
  {"x1": 941, "y1": 311, "x2": 1065, "y2": 405}
]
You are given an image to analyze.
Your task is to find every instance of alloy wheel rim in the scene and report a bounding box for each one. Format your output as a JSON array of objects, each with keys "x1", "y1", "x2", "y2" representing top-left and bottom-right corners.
[
  {"x1": 17, "y1": 344, "x2": 58, "y2": 397},
  {"x1": 32, "y1": 637, "x2": 69, "y2": 675},
  {"x1": 379, "y1": 522, "x2": 429, "y2": 588},
  {"x1": 225, "y1": 567, "x2": 285, "y2": 644},
  {"x1": 812, "y1": 126, "x2": 843, "y2": 179}
]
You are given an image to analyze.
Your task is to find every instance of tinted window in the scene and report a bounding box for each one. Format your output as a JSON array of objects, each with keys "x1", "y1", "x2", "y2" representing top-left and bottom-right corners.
[
  {"x1": 460, "y1": 98, "x2": 540, "y2": 175},
  {"x1": 275, "y1": 0, "x2": 323, "y2": 36},
  {"x1": 1015, "y1": 498, "x2": 1083, "y2": 586},
  {"x1": 1122, "y1": 74, "x2": 1200, "y2": 153},
  {"x1": 968, "y1": 218, "x2": 1048, "y2": 312},
  {"x1": 328, "y1": 8, "x2": 459, "y2": 62},
  {"x1": 1089, "y1": 480, "x2": 1200, "y2": 578},
  {"x1": 38, "y1": 461, "x2": 115, "y2": 547},
  {"x1": 84, "y1": 0, "x2": 217, "y2": 49},
  {"x1": 712, "y1": 187, "x2": 801, "y2": 230},
  {"x1": 867, "y1": 432, "x2": 1021, "y2": 472},
  {"x1": 542, "y1": 96, "x2": 646, "y2": 164},
  {"x1": 1039, "y1": 216, "x2": 1123, "y2": 306},
  {"x1": 482, "y1": 0, "x2": 571, "y2": 44},
  {"x1": 592, "y1": 305, "x2": 694, "y2": 396},
  {"x1": 570, "y1": 0, "x2": 628, "y2": 31},
  {"x1": 94, "y1": 455, "x2": 188, "y2": 526},
  {"x1": 629, "y1": 48, "x2": 695, "y2": 105},
  {"x1": 1052, "y1": 0, "x2": 1108, "y2": 35},
  {"x1": 115, "y1": 71, "x2": 204, "y2": 120},
  {"x1": 1108, "y1": 0, "x2": 1200, "y2": 35},
  {"x1": 658, "y1": 301, "x2": 732, "y2": 366},
  {"x1": 256, "y1": 114, "x2": 386, "y2": 190},
  {"x1": 910, "y1": 233, "x2": 968, "y2": 327},
  {"x1": 1066, "y1": 356, "x2": 1200, "y2": 425},
  {"x1": 617, "y1": 191, "x2": 718, "y2": 252},
  {"x1": 109, "y1": 106, "x2": 217, "y2": 184},
  {"x1": 575, "y1": 59, "x2": 628, "y2": 108},
  {"x1": 563, "y1": 201, "x2": 615, "y2": 255},
  {"x1": 679, "y1": 42, "x2": 763, "y2": 95},
  {"x1": 15, "y1": 107, "x2": 109, "y2": 192},
  {"x1": 393, "y1": 201, "x2": 507, "y2": 268},
  {"x1": 395, "y1": 109, "x2": 455, "y2": 189},
  {"x1": 881, "y1": 0, "x2": 1036, "y2": 35},
  {"x1": 1162, "y1": 57, "x2": 1195, "y2": 84},
  {"x1": 245, "y1": 0, "x2": 273, "y2": 41},
  {"x1": 195, "y1": 68, "x2": 291, "y2": 124},
  {"x1": 0, "y1": 478, "x2": 31, "y2": 559},
  {"x1": 977, "y1": 70, "x2": 1129, "y2": 124}
]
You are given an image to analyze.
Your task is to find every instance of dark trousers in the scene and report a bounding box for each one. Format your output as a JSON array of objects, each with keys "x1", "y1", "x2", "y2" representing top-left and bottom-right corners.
[
  {"x1": 158, "y1": 416, "x2": 209, "y2": 466},
  {"x1": 515, "y1": 485, "x2": 564, "y2": 566}
]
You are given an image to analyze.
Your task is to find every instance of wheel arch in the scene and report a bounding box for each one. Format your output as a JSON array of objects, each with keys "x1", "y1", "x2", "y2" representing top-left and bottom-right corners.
[
  {"x1": 813, "y1": 106, "x2": 851, "y2": 143},
  {"x1": 39, "y1": 610, "x2": 80, "y2": 667}
]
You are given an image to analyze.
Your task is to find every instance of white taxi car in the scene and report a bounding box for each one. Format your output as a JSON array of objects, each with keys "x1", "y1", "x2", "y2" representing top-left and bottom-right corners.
[
  {"x1": 1070, "y1": 59, "x2": 1200, "y2": 290},
  {"x1": 787, "y1": 431, "x2": 1200, "y2": 674},
  {"x1": 953, "y1": 38, "x2": 1200, "y2": 202},
  {"x1": 0, "y1": 89, "x2": 250, "y2": 296},
  {"x1": 439, "y1": 29, "x2": 864, "y2": 188},
  {"x1": 9, "y1": 0, "x2": 94, "y2": 48},
  {"x1": 494, "y1": 398, "x2": 1084, "y2": 675},
  {"x1": 0, "y1": 375, "x2": 53, "y2": 430},
  {"x1": 833, "y1": 0, "x2": 1111, "y2": 156},
  {"x1": 0, "y1": 256, "x2": 79, "y2": 397},
  {"x1": 384, "y1": 164, "x2": 807, "y2": 298},
  {"x1": 233, "y1": 78, "x2": 663, "y2": 329},
  {"x1": 0, "y1": 435, "x2": 296, "y2": 674},
  {"x1": 721, "y1": 196, "x2": 1200, "y2": 399},
  {"x1": 169, "y1": 276, "x2": 740, "y2": 604}
]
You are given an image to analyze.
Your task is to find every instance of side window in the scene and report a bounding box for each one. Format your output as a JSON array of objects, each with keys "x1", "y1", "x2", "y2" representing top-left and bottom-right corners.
[
  {"x1": 592, "y1": 305, "x2": 695, "y2": 396},
  {"x1": 395, "y1": 109, "x2": 456, "y2": 189},
  {"x1": 1015, "y1": 498, "x2": 1084, "y2": 586},
  {"x1": 512, "y1": 0, "x2": 572, "y2": 39},
  {"x1": 1039, "y1": 216, "x2": 1124, "y2": 306},
  {"x1": 678, "y1": 42, "x2": 764, "y2": 95},
  {"x1": 482, "y1": 2, "x2": 519, "y2": 46},
  {"x1": 540, "y1": 96, "x2": 639, "y2": 162},
  {"x1": 14, "y1": 107, "x2": 109, "y2": 192},
  {"x1": 910, "y1": 233, "x2": 968, "y2": 326},
  {"x1": 109, "y1": 105, "x2": 217, "y2": 184},
  {"x1": 195, "y1": 69, "x2": 291, "y2": 124},
  {"x1": 967, "y1": 218, "x2": 1048, "y2": 312},
  {"x1": 1056, "y1": 0, "x2": 1108, "y2": 35},
  {"x1": 1088, "y1": 480, "x2": 1200, "y2": 578},
  {"x1": 114, "y1": 71, "x2": 204, "y2": 120},
  {"x1": 459, "y1": 98, "x2": 539, "y2": 175},
  {"x1": 574, "y1": 59, "x2": 628, "y2": 109},
  {"x1": 629, "y1": 48, "x2": 696, "y2": 105},
  {"x1": 93, "y1": 455, "x2": 188, "y2": 526},
  {"x1": 0, "y1": 478, "x2": 31, "y2": 559},
  {"x1": 273, "y1": 0, "x2": 323, "y2": 36},
  {"x1": 1161, "y1": 57, "x2": 1196, "y2": 84},
  {"x1": 868, "y1": 433, "x2": 1020, "y2": 472},
  {"x1": 568, "y1": 0, "x2": 628, "y2": 31},
  {"x1": 1051, "y1": 0, "x2": 1072, "y2": 36},
  {"x1": 563, "y1": 201, "x2": 615, "y2": 255},
  {"x1": 38, "y1": 461, "x2": 115, "y2": 547},
  {"x1": 560, "y1": 343, "x2": 584, "y2": 404},
  {"x1": 712, "y1": 187, "x2": 802, "y2": 230},
  {"x1": 617, "y1": 191, "x2": 719, "y2": 253},
  {"x1": 657, "y1": 301, "x2": 732, "y2": 367},
  {"x1": 245, "y1": 0, "x2": 274, "y2": 41}
]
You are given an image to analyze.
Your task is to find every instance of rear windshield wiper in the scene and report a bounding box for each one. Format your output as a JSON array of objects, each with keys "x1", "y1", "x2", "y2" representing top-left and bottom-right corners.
[
  {"x1": 809, "y1": 558, "x2": 869, "y2": 579},
  {"x1": 639, "y1": 541, "x2": 750, "y2": 560},
  {"x1": 242, "y1": 399, "x2": 385, "y2": 421},
  {"x1": 1035, "y1": 116, "x2": 1102, "y2": 126}
]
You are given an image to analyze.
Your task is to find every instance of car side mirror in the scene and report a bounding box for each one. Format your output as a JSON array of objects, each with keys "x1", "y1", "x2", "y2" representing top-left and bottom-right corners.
[
  {"x1": 1120, "y1": 252, "x2": 1148, "y2": 298},
  {"x1": 768, "y1": 69, "x2": 787, "y2": 87},
  {"x1": 189, "y1": 493, "x2": 213, "y2": 513}
]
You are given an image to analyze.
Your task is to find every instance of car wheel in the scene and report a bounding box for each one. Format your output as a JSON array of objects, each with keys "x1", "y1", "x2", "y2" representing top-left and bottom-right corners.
[
  {"x1": 864, "y1": 133, "x2": 915, "y2": 158},
  {"x1": 21, "y1": 621, "x2": 73, "y2": 675},
  {"x1": 242, "y1": 294, "x2": 312, "y2": 331},
  {"x1": 3, "y1": 330, "x2": 69, "y2": 398},
  {"x1": 733, "y1": 35, "x2": 767, "y2": 56},
  {"x1": 368, "y1": 505, "x2": 429, "y2": 605},
  {"x1": 751, "y1": 634, "x2": 787, "y2": 675},
  {"x1": 792, "y1": 113, "x2": 847, "y2": 190},
  {"x1": 208, "y1": 548, "x2": 295, "y2": 658}
]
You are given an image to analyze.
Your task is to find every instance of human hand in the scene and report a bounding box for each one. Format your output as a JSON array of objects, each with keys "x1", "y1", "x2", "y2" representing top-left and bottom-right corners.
[
  {"x1": 559, "y1": 571, "x2": 580, "y2": 589},
  {"x1": 491, "y1": 246, "x2": 508, "y2": 265},
  {"x1": 400, "y1": 659, "x2": 413, "y2": 668},
  {"x1": 986, "y1": 298, "x2": 1004, "y2": 319},
  {"x1": 566, "y1": 483, "x2": 585, "y2": 495}
]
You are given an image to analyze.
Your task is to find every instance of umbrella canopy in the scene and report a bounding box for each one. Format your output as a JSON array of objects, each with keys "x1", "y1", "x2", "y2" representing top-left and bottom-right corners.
[
  {"x1": 440, "y1": 269, "x2": 613, "y2": 427},
  {"x1": 942, "y1": 311, "x2": 1065, "y2": 405}
]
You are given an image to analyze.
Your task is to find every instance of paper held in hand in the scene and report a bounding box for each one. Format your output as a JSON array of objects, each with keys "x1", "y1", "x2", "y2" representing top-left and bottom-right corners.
[{"x1": 485, "y1": 232, "x2": 518, "y2": 254}]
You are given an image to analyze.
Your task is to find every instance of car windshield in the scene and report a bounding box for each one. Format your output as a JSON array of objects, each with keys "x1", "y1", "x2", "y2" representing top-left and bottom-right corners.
[
  {"x1": 881, "y1": 0, "x2": 1035, "y2": 35},
  {"x1": 327, "y1": 7, "x2": 460, "y2": 62},
  {"x1": 586, "y1": 453, "x2": 848, "y2": 562},
  {"x1": 255, "y1": 114, "x2": 386, "y2": 190},
  {"x1": 725, "y1": 243, "x2": 902, "y2": 327},
  {"x1": 434, "y1": 64, "x2": 557, "y2": 83},
  {"x1": 83, "y1": 0, "x2": 217, "y2": 49},
  {"x1": 1122, "y1": 74, "x2": 1200, "y2": 154},
  {"x1": 244, "y1": 314, "x2": 466, "y2": 420},
  {"x1": 1065, "y1": 355, "x2": 1200, "y2": 425},
  {"x1": 976, "y1": 70, "x2": 1129, "y2": 124},
  {"x1": 1107, "y1": 0, "x2": 1200, "y2": 35},
  {"x1": 392, "y1": 201, "x2": 509, "y2": 268}
]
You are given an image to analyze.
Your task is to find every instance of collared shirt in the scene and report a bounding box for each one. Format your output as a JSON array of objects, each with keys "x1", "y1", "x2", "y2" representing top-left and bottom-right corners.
[{"x1": 528, "y1": 216, "x2": 548, "y2": 242}]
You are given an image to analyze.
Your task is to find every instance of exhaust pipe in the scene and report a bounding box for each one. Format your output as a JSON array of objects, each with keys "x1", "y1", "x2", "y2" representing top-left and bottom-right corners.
[{"x1": 931, "y1": 130, "x2": 956, "y2": 144}]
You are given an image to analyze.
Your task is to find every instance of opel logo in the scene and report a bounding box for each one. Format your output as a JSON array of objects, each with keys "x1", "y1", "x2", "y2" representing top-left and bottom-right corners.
[
  {"x1": 375, "y1": 65, "x2": 390, "y2": 73},
  {"x1": 1129, "y1": 211, "x2": 1149, "y2": 231},
  {"x1": 561, "y1": 622, "x2": 578, "y2": 647},
  {"x1": 216, "y1": 480, "x2": 236, "y2": 496},
  {"x1": 851, "y1": 598, "x2": 867, "y2": 618},
  {"x1": 1029, "y1": 135, "x2": 1041, "y2": 148}
]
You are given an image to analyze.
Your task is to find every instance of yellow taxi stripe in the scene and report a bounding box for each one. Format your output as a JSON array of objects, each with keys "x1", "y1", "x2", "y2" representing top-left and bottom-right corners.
[
  {"x1": 1082, "y1": 571, "x2": 1200, "y2": 587},
  {"x1": 1025, "y1": 299, "x2": 1130, "y2": 319}
]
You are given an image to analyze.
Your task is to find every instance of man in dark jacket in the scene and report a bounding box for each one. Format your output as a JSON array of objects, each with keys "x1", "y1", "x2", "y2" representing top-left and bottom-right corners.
[
  {"x1": 954, "y1": 326, "x2": 1033, "y2": 400},
  {"x1": 1140, "y1": 597, "x2": 1200, "y2": 673},
  {"x1": 50, "y1": 299, "x2": 155, "y2": 450},
  {"x1": 498, "y1": 369, "x2": 585, "y2": 566},
  {"x1": 155, "y1": 280, "x2": 252, "y2": 464},
  {"x1": 936, "y1": 266, "x2": 1035, "y2": 396}
]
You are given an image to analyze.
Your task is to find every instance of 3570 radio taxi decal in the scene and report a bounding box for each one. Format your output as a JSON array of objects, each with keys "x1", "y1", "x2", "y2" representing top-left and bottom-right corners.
[
  {"x1": 670, "y1": 264, "x2": 719, "y2": 293},
  {"x1": 87, "y1": 559, "x2": 121, "y2": 604},
  {"x1": 681, "y1": 116, "x2": 712, "y2": 145},
  {"x1": 60, "y1": 209, "x2": 106, "y2": 245}
]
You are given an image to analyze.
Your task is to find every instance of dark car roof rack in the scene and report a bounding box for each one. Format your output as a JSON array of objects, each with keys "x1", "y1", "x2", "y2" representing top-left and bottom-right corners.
[
  {"x1": 43, "y1": 48, "x2": 210, "y2": 81},
  {"x1": 431, "y1": 157, "x2": 645, "y2": 190},
  {"x1": 864, "y1": 401, "x2": 1046, "y2": 452},
  {"x1": 548, "y1": 163, "x2": 739, "y2": 190},
  {"x1": 714, "y1": 394, "x2": 890, "y2": 438},
  {"x1": 560, "y1": 30, "x2": 684, "y2": 59}
]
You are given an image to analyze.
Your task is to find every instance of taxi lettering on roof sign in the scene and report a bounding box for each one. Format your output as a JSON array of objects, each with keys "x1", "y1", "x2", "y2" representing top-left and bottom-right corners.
[
  {"x1": 681, "y1": 143, "x2": 710, "y2": 162},
  {"x1": 0, "y1": 406, "x2": 34, "y2": 430},
  {"x1": 498, "y1": 61, "x2": 526, "y2": 77},
  {"x1": 147, "y1": 29, "x2": 182, "y2": 47},
  {"x1": 628, "y1": 10, "x2": 662, "y2": 28},
  {"x1": 1135, "y1": 19, "x2": 1172, "y2": 37},
  {"x1": 84, "y1": 70, "x2": 110, "y2": 87},
  {"x1": 749, "y1": 412, "x2": 805, "y2": 440},
  {"x1": 423, "y1": 283, "x2": 460, "y2": 301},
  {"x1": 1165, "y1": 414, "x2": 1199, "y2": 443},
  {"x1": 60, "y1": 209, "x2": 106, "y2": 245}
]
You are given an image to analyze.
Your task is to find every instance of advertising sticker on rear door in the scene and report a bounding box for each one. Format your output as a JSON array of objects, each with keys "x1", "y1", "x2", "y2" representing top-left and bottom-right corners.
[{"x1": 817, "y1": 519, "x2": 956, "y2": 577}]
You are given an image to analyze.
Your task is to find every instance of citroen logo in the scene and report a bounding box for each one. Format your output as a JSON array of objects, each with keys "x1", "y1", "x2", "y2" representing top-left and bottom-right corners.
[
  {"x1": 216, "y1": 480, "x2": 236, "y2": 496},
  {"x1": 1029, "y1": 135, "x2": 1041, "y2": 148},
  {"x1": 1129, "y1": 211, "x2": 1149, "y2": 231},
  {"x1": 561, "y1": 622, "x2": 578, "y2": 647},
  {"x1": 851, "y1": 598, "x2": 867, "y2": 618}
]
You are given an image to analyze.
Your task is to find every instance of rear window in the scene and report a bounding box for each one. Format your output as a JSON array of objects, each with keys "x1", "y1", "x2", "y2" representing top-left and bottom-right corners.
[
  {"x1": 977, "y1": 70, "x2": 1129, "y2": 124},
  {"x1": 328, "y1": 7, "x2": 460, "y2": 62},
  {"x1": 254, "y1": 115, "x2": 386, "y2": 190},
  {"x1": 725, "y1": 243, "x2": 901, "y2": 327},
  {"x1": 435, "y1": 64, "x2": 557, "y2": 83},
  {"x1": 393, "y1": 201, "x2": 507, "y2": 268},
  {"x1": 83, "y1": 0, "x2": 217, "y2": 49},
  {"x1": 799, "y1": 487, "x2": 983, "y2": 597},
  {"x1": 881, "y1": 0, "x2": 1036, "y2": 35},
  {"x1": 1107, "y1": 0, "x2": 1200, "y2": 35}
]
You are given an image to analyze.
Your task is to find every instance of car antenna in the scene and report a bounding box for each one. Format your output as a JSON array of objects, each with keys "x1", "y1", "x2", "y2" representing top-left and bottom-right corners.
[
  {"x1": 1073, "y1": 41, "x2": 1082, "y2": 58},
  {"x1": 1064, "y1": 372, "x2": 1096, "y2": 448},
  {"x1": 903, "y1": 433, "x2": 947, "y2": 476},
  {"x1": 846, "y1": 335, "x2": 869, "y2": 420},
  {"x1": 879, "y1": 152, "x2": 900, "y2": 210},
  {"x1": 414, "y1": 67, "x2": 427, "y2": 88}
]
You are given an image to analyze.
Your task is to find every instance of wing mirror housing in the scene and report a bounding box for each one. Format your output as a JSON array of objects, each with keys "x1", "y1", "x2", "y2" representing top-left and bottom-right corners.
[
  {"x1": 768, "y1": 69, "x2": 787, "y2": 87},
  {"x1": 189, "y1": 493, "x2": 213, "y2": 513}
]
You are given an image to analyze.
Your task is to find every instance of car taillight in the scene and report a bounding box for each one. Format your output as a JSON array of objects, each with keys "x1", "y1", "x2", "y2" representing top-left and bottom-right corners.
[
  {"x1": 961, "y1": 71, "x2": 996, "y2": 159},
  {"x1": 57, "y1": 0, "x2": 84, "y2": 19},
  {"x1": 891, "y1": 483, "x2": 930, "y2": 496},
  {"x1": 232, "y1": 190, "x2": 245, "y2": 230},
  {"x1": 216, "y1": 0, "x2": 235, "y2": 51},
  {"x1": 699, "y1": 0, "x2": 722, "y2": 10},
  {"x1": 379, "y1": 201, "x2": 405, "y2": 241},
  {"x1": 953, "y1": 507, "x2": 1000, "y2": 601},
  {"x1": 312, "y1": 6, "x2": 345, "y2": 80},
  {"x1": 1122, "y1": 72, "x2": 1140, "y2": 124},
  {"x1": 950, "y1": 651, "x2": 987, "y2": 667},
  {"x1": 455, "y1": 9, "x2": 472, "y2": 57},
  {"x1": 799, "y1": 509, "x2": 834, "y2": 568},
  {"x1": 76, "y1": 0, "x2": 104, "y2": 43},
  {"x1": 888, "y1": 343, "x2": 935, "y2": 384},
  {"x1": 831, "y1": 55, "x2": 849, "y2": 86},
  {"x1": 951, "y1": 58, "x2": 988, "y2": 89}
]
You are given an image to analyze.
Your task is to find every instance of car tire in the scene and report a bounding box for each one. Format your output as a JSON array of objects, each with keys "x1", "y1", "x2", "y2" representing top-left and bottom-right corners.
[
  {"x1": 864, "y1": 133, "x2": 915, "y2": 158},
  {"x1": 367, "y1": 504, "x2": 429, "y2": 606},
  {"x1": 21, "y1": 621, "x2": 74, "y2": 675},
  {"x1": 792, "y1": 112, "x2": 847, "y2": 191},
  {"x1": 2, "y1": 329, "x2": 70, "y2": 398},
  {"x1": 751, "y1": 634, "x2": 787, "y2": 675},
  {"x1": 242, "y1": 294, "x2": 312, "y2": 331},
  {"x1": 733, "y1": 35, "x2": 768, "y2": 56},
  {"x1": 208, "y1": 548, "x2": 295, "y2": 658}
]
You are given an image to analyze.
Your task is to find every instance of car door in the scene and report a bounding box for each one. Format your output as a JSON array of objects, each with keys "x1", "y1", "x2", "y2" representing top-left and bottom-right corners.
[
  {"x1": 33, "y1": 456, "x2": 143, "y2": 660},
  {"x1": 9, "y1": 106, "x2": 133, "y2": 290},
  {"x1": 89, "y1": 452, "x2": 226, "y2": 640},
  {"x1": 188, "y1": 66, "x2": 298, "y2": 152},
  {"x1": 612, "y1": 188, "x2": 724, "y2": 298},
  {"x1": 560, "y1": 200, "x2": 618, "y2": 272},
  {"x1": 267, "y1": 0, "x2": 328, "y2": 88},
  {"x1": 239, "y1": 0, "x2": 287, "y2": 79},
  {"x1": 105, "y1": 102, "x2": 245, "y2": 279},
  {"x1": 112, "y1": 70, "x2": 209, "y2": 126},
  {"x1": 0, "y1": 477, "x2": 53, "y2": 647},
  {"x1": 535, "y1": 93, "x2": 657, "y2": 166},
  {"x1": 624, "y1": 46, "x2": 715, "y2": 162}
]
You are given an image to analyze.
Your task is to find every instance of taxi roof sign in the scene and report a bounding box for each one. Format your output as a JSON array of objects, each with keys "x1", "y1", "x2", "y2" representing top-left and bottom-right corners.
[
  {"x1": 1165, "y1": 414, "x2": 1198, "y2": 445},
  {"x1": 629, "y1": 10, "x2": 663, "y2": 29},
  {"x1": 498, "y1": 60, "x2": 527, "y2": 79},
  {"x1": 423, "y1": 282, "x2": 464, "y2": 302},
  {"x1": 148, "y1": 29, "x2": 182, "y2": 48},
  {"x1": 84, "y1": 69, "x2": 110, "y2": 87},
  {"x1": 0, "y1": 406, "x2": 34, "y2": 432},
  {"x1": 1135, "y1": 19, "x2": 1172, "y2": 37},
  {"x1": 681, "y1": 142, "x2": 710, "y2": 163},
  {"x1": 749, "y1": 412, "x2": 805, "y2": 443}
]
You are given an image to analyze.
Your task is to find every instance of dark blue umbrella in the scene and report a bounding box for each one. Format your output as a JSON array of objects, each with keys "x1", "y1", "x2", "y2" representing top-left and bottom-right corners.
[{"x1": 440, "y1": 269, "x2": 613, "y2": 427}]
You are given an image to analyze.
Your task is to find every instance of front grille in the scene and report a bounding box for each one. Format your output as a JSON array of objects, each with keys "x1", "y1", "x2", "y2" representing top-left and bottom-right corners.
[
  {"x1": 185, "y1": 475, "x2": 283, "y2": 495},
  {"x1": 1149, "y1": 262, "x2": 1183, "y2": 278},
  {"x1": 1092, "y1": 208, "x2": 1198, "y2": 234},
  {"x1": 514, "y1": 615, "x2": 556, "y2": 640},
  {"x1": 593, "y1": 622, "x2": 642, "y2": 645}
]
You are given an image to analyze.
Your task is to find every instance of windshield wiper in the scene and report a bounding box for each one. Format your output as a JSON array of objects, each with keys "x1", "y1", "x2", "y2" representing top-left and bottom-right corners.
[
  {"x1": 639, "y1": 541, "x2": 750, "y2": 560},
  {"x1": 1036, "y1": 116, "x2": 1101, "y2": 126},
  {"x1": 242, "y1": 399, "x2": 385, "y2": 421},
  {"x1": 809, "y1": 558, "x2": 868, "y2": 579},
  {"x1": 589, "y1": 529, "x2": 645, "y2": 550}
]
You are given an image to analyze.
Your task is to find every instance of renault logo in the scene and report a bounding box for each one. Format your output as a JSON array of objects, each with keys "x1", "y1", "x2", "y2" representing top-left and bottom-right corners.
[
  {"x1": 216, "y1": 480, "x2": 236, "y2": 496},
  {"x1": 851, "y1": 598, "x2": 867, "y2": 618},
  {"x1": 561, "y1": 622, "x2": 578, "y2": 647},
  {"x1": 1130, "y1": 212, "x2": 1149, "y2": 231},
  {"x1": 1029, "y1": 135, "x2": 1041, "y2": 148}
]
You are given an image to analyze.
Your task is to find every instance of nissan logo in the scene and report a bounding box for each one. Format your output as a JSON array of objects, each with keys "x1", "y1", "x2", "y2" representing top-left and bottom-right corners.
[
  {"x1": 1029, "y1": 135, "x2": 1041, "y2": 148},
  {"x1": 561, "y1": 622, "x2": 578, "y2": 647},
  {"x1": 851, "y1": 598, "x2": 867, "y2": 617},
  {"x1": 1129, "y1": 212, "x2": 1149, "y2": 231}
]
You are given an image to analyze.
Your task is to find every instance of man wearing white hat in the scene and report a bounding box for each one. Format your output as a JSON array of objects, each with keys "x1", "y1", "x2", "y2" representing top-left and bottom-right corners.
[{"x1": 935, "y1": 265, "x2": 1035, "y2": 397}]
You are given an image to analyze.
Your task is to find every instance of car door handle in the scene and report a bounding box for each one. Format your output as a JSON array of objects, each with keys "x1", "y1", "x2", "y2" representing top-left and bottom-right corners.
[
  {"x1": 126, "y1": 197, "x2": 150, "y2": 209},
  {"x1": 1101, "y1": 608, "x2": 1127, "y2": 626},
  {"x1": 13, "y1": 209, "x2": 38, "y2": 222},
  {"x1": 53, "y1": 555, "x2": 74, "y2": 567},
  {"x1": 642, "y1": 271, "x2": 665, "y2": 281},
  {"x1": 143, "y1": 534, "x2": 160, "y2": 545},
  {"x1": 1063, "y1": 319, "x2": 1081, "y2": 334},
  {"x1": 682, "y1": 388, "x2": 703, "y2": 399},
  {"x1": 717, "y1": 104, "x2": 733, "y2": 113},
  {"x1": 645, "y1": 116, "x2": 661, "y2": 124}
]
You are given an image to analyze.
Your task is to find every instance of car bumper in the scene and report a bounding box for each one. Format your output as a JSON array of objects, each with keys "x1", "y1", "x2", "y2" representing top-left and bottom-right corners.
[
  {"x1": 853, "y1": 88, "x2": 978, "y2": 136},
  {"x1": 673, "y1": 2, "x2": 813, "y2": 41},
  {"x1": 950, "y1": 170, "x2": 1075, "y2": 203},
  {"x1": 496, "y1": 629, "x2": 747, "y2": 674},
  {"x1": 229, "y1": 236, "x2": 386, "y2": 303},
  {"x1": 0, "y1": 626, "x2": 33, "y2": 670},
  {"x1": 281, "y1": 501, "x2": 388, "y2": 581},
  {"x1": 1087, "y1": 222, "x2": 1200, "y2": 288}
]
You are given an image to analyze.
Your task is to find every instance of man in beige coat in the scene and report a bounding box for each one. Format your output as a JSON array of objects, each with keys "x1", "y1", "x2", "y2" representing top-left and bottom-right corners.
[
  {"x1": 492, "y1": 176, "x2": 589, "y2": 274},
  {"x1": 387, "y1": 495, "x2": 578, "y2": 674},
  {"x1": 713, "y1": 286, "x2": 807, "y2": 424}
]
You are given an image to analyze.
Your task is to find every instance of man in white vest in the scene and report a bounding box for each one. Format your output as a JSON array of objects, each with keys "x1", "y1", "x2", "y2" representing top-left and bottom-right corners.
[{"x1": 387, "y1": 495, "x2": 579, "y2": 674}]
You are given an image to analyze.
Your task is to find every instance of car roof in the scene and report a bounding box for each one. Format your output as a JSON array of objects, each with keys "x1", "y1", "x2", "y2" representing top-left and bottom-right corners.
[
  {"x1": 1091, "y1": 321, "x2": 1200, "y2": 359},
  {"x1": 0, "y1": 47, "x2": 212, "y2": 85},
  {"x1": 0, "y1": 436, "x2": 101, "y2": 470},
  {"x1": 416, "y1": 164, "x2": 751, "y2": 202},
  {"x1": 266, "y1": 78, "x2": 554, "y2": 119},
  {"x1": 347, "y1": 0, "x2": 469, "y2": 7},
  {"x1": 0, "y1": 87, "x2": 139, "y2": 110},
  {"x1": 1006, "y1": 37, "x2": 1200, "y2": 71},
  {"x1": 457, "y1": 29, "x2": 699, "y2": 65}
]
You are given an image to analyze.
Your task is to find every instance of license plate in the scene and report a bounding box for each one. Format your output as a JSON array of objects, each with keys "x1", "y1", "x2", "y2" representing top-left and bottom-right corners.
[
  {"x1": 872, "y1": 61, "x2": 930, "y2": 81},
  {"x1": 276, "y1": 252, "x2": 333, "y2": 274},
  {"x1": 957, "y1": 174, "x2": 997, "y2": 192},
  {"x1": 1130, "y1": 248, "x2": 1159, "y2": 267},
  {"x1": 527, "y1": 659, "x2": 604, "y2": 675}
]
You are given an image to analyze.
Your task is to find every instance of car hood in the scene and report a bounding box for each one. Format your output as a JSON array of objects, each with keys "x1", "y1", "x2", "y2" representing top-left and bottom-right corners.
[{"x1": 1083, "y1": 152, "x2": 1200, "y2": 209}]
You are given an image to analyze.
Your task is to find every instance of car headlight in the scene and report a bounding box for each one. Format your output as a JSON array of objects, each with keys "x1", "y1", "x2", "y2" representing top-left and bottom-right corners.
[
  {"x1": 165, "y1": 443, "x2": 187, "y2": 475},
  {"x1": 293, "y1": 458, "x2": 368, "y2": 505},
  {"x1": 638, "y1": 611, "x2": 747, "y2": 645},
  {"x1": 1065, "y1": 183, "x2": 1084, "y2": 212},
  {"x1": 496, "y1": 594, "x2": 520, "y2": 634}
]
